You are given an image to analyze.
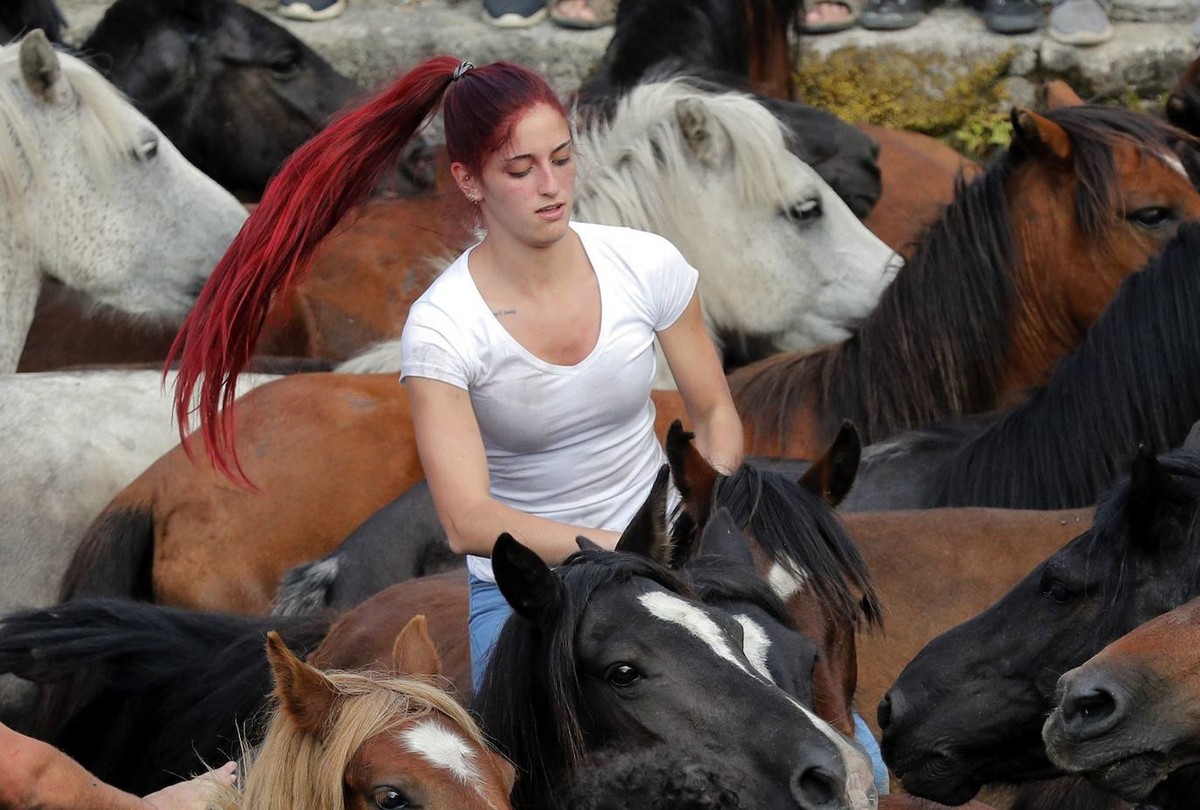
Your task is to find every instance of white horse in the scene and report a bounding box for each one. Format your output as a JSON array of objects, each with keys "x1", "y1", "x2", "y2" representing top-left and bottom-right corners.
[
  {"x1": 573, "y1": 79, "x2": 901, "y2": 388},
  {"x1": 0, "y1": 30, "x2": 247, "y2": 372},
  {"x1": 0, "y1": 369, "x2": 279, "y2": 727}
]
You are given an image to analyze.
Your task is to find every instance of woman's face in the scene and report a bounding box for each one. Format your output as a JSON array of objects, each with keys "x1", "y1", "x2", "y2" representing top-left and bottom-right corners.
[{"x1": 472, "y1": 103, "x2": 576, "y2": 247}]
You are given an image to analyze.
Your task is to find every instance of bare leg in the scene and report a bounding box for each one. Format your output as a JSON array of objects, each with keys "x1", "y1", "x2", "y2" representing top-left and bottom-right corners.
[{"x1": 142, "y1": 762, "x2": 237, "y2": 810}]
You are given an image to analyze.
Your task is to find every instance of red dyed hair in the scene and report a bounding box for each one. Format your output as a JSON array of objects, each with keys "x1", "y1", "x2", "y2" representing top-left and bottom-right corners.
[{"x1": 168, "y1": 56, "x2": 566, "y2": 482}]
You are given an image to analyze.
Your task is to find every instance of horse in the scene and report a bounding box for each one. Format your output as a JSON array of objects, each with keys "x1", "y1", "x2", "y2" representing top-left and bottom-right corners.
[
  {"x1": 0, "y1": 30, "x2": 248, "y2": 373},
  {"x1": 223, "y1": 623, "x2": 514, "y2": 810},
  {"x1": 79, "y1": 0, "x2": 435, "y2": 199},
  {"x1": 1167, "y1": 53, "x2": 1200, "y2": 140},
  {"x1": 828, "y1": 220, "x2": 1200, "y2": 514},
  {"x1": 876, "y1": 441, "x2": 1200, "y2": 809},
  {"x1": 1042, "y1": 596, "x2": 1200, "y2": 805},
  {"x1": 4, "y1": 476, "x2": 871, "y2": 806},
  {"x1": 727, "y1": 103, "x2": 1200, "y2": 458},
  {"x1": 0, "y1": 0, "x2": 64, "y2": 43}
]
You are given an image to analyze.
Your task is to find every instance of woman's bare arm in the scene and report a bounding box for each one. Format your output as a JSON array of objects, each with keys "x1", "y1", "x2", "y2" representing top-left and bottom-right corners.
[
  {"x1": 656, "y1": 291, "x2": 744, "y2": 474},
  {"x1": 406, "y1": 377, "x2": 620, "y2": 563}
]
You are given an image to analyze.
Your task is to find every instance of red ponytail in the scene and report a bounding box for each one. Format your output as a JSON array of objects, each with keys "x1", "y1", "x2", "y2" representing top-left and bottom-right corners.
[{"x1": 168, "y1": 55, "x2": 462, "y2": 483}]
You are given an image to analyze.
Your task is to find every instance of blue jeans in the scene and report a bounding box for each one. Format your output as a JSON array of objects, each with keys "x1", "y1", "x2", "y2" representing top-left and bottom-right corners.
[
  {"x1": 469, "y1": 572, "x2": 514, "y2": 692},
  {"x1": 467, "y1": 574, "x2": 889, "y2": 795}
]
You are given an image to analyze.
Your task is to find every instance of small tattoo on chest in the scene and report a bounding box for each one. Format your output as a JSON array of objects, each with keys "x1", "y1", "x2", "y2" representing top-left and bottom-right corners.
[{"x1": 493, "y1": 308, "x2": 517, "y2": 317}]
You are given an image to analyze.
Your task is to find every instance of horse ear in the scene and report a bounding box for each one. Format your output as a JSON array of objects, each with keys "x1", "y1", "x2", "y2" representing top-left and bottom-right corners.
[
  {"x1": 266, "y1": 631, "x2": 339, "y2": 741},
  {"x1": 19, "y1": 30, "x2": 63, "y2": 103},
  {"x1": 391, "y1": 614, "x2": 442, "y2": 679},
  {"x1": 492, "y1": 533, "x2": 563, "y2": 626},
  {"x1": 1126, "y1": 444, "x2": 1178, "y2": 543},
  {"x1": 614, "y1": 465, "x2": 673, "y2": 566},
  {"x1": 697, "y1": 507, "x2": 757, "y2": 572},
  {"x1": 576, "y1": 535, "x2": 605, "y2": 553},
  {"x1": 1043, "y1": 79, "x2": 1085, "y2": 110},
  {"x1": 676, "y1": 97, "x2": 731, "y2": 169},
  {"x1": 1183, "y1": 421, "x2": 1200, "y2": 452},
  {"x1": 799, "y1": 421, "x2": 861, "y2": 507},
  {"x1": 1011, "y1": 109, "x2": 1073, "y2": 163},
  {"x1": 667, "y1": 420, "x2": 719, "y2": 524}
]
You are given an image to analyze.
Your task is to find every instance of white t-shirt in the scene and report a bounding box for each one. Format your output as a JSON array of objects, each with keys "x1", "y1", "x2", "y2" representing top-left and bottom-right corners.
[{"x1": 399, "y1": 221, "x2": 698, "y2": 582}]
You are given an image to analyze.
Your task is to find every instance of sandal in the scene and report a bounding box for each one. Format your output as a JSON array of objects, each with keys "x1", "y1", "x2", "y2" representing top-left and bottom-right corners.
[
  {"x1": 860, "y1": 0, "x2": 925, "y2": 30},
  {"x1": 796, "y1": 0, "x2": 863, "y2": 34},
  {"x1": 549, "y1": 0, "x2": 617, "y2": 29},
  {"x1": 1048, "y1": 0, "x2": 1112, "y2": 44}
]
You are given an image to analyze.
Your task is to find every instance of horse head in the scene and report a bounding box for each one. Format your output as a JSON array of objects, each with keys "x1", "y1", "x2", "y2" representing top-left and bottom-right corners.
[
  {"x1": 574, "y1": 79, "x2": 898, "y2": 385},
  {"x1": 257, "y1": 621, "x2": 515, "y2": 810},
  {"x1": 80, "y1": 0, "x2": 434, "y2": 197},
  {"x1": 879, "y1": 445, "x2": 1200, "y2": 805},
  {"x1": 479, "y1": 517, "x2": 878, "y2": 809},
  {"x1": 0, "y1": 31, "x2": 246, "y2": 372}
]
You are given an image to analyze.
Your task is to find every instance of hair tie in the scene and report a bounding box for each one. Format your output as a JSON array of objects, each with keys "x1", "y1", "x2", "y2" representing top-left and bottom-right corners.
[{"x1": 451, "y1": 61, "x2": 474, "y2": 82}]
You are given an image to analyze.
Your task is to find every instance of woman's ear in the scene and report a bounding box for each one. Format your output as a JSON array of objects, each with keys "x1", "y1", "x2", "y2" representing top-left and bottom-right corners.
[{"x1": 450, "y1": 161, "x2": 481, "y2": 203}]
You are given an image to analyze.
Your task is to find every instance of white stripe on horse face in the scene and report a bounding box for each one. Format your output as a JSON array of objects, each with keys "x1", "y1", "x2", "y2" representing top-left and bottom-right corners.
[
  {"x1": 767, "y1": 561, "x2": 808, "y2": 602},
  {"x1": 1158, "y1": 149, "x2": 1189, "y2": 180},
  {"x1": 734, "y1": 614, "x2": 772, "y2": 680},
  {"x1": 637, "y1": 591, "x2": 748, "y2": 673},
  {"x1": 400, "y1": 719, "x2": 481, "y2": 786}
]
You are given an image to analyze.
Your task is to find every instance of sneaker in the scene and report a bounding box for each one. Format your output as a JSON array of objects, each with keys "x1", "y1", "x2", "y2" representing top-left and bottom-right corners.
[
  {"x1": 981, "y1": 0, "x2": 1042, "y2": 33},
  {"x1": 482, "y1": 0, "x2": 549, "y2": 27},
  {"x1": 860, "y1": 0, "x2": 925, "y2": 30},
  {"x1": 278, "y1": 0, "x2": 346, "y2": 21},
  {"x1": 1048, "y1": 0, "x2": 1112, "y2": 44}
]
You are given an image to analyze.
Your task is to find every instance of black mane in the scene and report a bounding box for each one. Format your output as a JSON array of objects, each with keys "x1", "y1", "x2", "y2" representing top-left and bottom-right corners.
[
  {"x1": 926, "y1": 221, "x2": 1200, "y2": 509},
  {"x1": 473, "y1": 550, "x2": 692, "y2": 809},
  {"x1": 734, "y1": 104, "x2": 1191, "y2": 450},
  {"x1": 714, "y1": 463, "x2": 882, "y2": 628}
]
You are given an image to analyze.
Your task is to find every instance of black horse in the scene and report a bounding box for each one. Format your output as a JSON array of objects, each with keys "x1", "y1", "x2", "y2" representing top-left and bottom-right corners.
[
  {"x1": 79, "y1": 0, "x2": 434, "y2": 197},
  {"x1": 574, "y1": 0, "x2": 882, "y2": 220},
  {"x1": 877, "y1": 442, "x2": 1200, "y2": 809},
  {"x1": 0, "y1": 0, "x2": 65, "y2": 43},
  {"x1": 0, "y1": 478, "x2": 837, "y2": 799}
]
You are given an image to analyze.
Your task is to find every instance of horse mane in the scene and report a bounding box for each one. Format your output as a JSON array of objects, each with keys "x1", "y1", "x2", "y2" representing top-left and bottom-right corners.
[
  {"x1": 732, "y1": 104, "x2": 1193, "y2": 449},
  {"x1": 715, "y1": 463, "x2": 882, "y2": 629},
  {"x1": 574, "y1": 78, "x2": 804, "y2": 252},
  {"x1": 0, "y1": 598, "x2": 330, "y2": 794},
  {"x1": 472, "y1": 550, "x2": 695, "y2": 808},
  {"x1": 0, "y1": 43, "x2": 143, "y2": 198},
  {"x1": 0, "y1": 0, "x2": 66, "y2": 43},
  {"x1": 927, "y1": 221, "x2": 1200, "y2": 509},
  {"x1": 223, "y1": 670, "x2": 489, "y2": 810}
]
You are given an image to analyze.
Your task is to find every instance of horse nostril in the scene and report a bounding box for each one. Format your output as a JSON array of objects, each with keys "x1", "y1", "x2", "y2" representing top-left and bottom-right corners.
[
  {"x1": 1062, "y1": 685, "x2": 1118, "y2": 734},
  {"x1": 792, "y1": 765, "x2": 842, "y2": 809},
  {"x1": 878, "y1": 688, "x2": 907, "y2": 734}
]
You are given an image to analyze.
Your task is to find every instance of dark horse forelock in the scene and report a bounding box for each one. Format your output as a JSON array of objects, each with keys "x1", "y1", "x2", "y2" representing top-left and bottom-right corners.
[
  {"x1": 473, "y1": 551, "x2": 693, "y2": 808},
  {"x1": 734, "y1": 105, "x2": 1194, "y2": 454},
  {"x1": 715, "y1": 464, "x2": 882, "y2": 629}
]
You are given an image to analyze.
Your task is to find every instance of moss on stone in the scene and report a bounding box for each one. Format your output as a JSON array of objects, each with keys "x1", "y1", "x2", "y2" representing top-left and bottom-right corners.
[{"x1": 794, "y1": 45, "x2": 1017, "y2": 138}]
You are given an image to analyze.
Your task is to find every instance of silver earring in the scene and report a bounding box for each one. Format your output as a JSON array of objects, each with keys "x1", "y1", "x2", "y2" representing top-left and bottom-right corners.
[{"x1": 467, "y1": 194, "x2": 480, "y2": 204}]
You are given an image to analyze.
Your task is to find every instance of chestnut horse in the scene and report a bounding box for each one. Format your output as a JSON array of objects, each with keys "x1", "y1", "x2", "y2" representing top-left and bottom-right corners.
[
  {"x1": 1043, "y1": 597, "x2": 1200, "y2": 805},
  {"x1": 727, "y1": 104, "x2": 1200, "y2": 458}
]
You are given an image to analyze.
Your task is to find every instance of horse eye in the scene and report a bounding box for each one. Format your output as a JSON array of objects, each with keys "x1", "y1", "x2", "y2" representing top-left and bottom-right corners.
[
  {"x1": 270, "y1": 50, "x2": 302, "y2": 77},
  {"x1": 137, "y1": 139, "x2": 159, "y2": 162},
  {"x1": 373, "y1": 788, "x2": 412, "y2": 810},
  {"x1": 1126, "y1": 206, "x2": 1175, "y2": 228},
  {"x1": 1041, "y1": 579, "x2": 1074, "y2": 605},
  {"x1": 605, "y1": 663, "x2": 642, "y2": 688},
  {"x1": 785, "y1": 199, "x2": 822, "y2": 222}
]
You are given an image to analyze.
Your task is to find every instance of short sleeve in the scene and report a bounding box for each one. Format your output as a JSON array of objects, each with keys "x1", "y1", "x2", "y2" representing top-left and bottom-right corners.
[
  {"x1": 399, "y1": 301, "x2": 472, "y2": 390},
  {"x1": 650, "y1": 238, "x2": 700, "y2": 331}
]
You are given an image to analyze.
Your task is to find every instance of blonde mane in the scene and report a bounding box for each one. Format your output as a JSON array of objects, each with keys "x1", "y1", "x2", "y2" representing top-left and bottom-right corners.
[
  {"x1": 217, "y1": 669, "x2": 491, "y2": 810},
  {"x1": 0, "y1": 42, "x2": 144, "y2": 197},
  {"x1": 574, "y1": 78, "x2": 799, "y2": 244}
]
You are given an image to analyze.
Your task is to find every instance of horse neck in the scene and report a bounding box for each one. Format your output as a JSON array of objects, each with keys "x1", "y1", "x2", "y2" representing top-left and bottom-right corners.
[{"x1": 0, "y1": 214, "x2": 39, "y2": 372}]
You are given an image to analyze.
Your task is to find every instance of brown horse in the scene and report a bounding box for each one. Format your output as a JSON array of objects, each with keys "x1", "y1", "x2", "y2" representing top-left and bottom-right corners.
[
  {"x1": 1042, "y1": 596, "x2": 1200, "y2": 804},
  {"x1": 225, "y1": 620, "x2": 514, "y2": 810},
  {"x1": 727, "y1": 104, "x2": 1200, "y2": 458}
]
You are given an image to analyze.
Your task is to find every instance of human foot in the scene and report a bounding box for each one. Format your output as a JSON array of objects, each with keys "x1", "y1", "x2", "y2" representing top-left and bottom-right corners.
[
  {"x1": 549, "y1": 0, "x2": 617, "y2": 29},
  {"x1": 797, "y1": 0, "x2": 862, "y2": 31},
  {"x1": 142, "y1": 761, "x2": 237, "y2": 810}
]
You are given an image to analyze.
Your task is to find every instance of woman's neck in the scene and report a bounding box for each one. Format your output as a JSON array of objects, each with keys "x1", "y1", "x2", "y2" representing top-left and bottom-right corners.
[{"x1": 472, "y1": 226, "x2": 585, "y2": 297}]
